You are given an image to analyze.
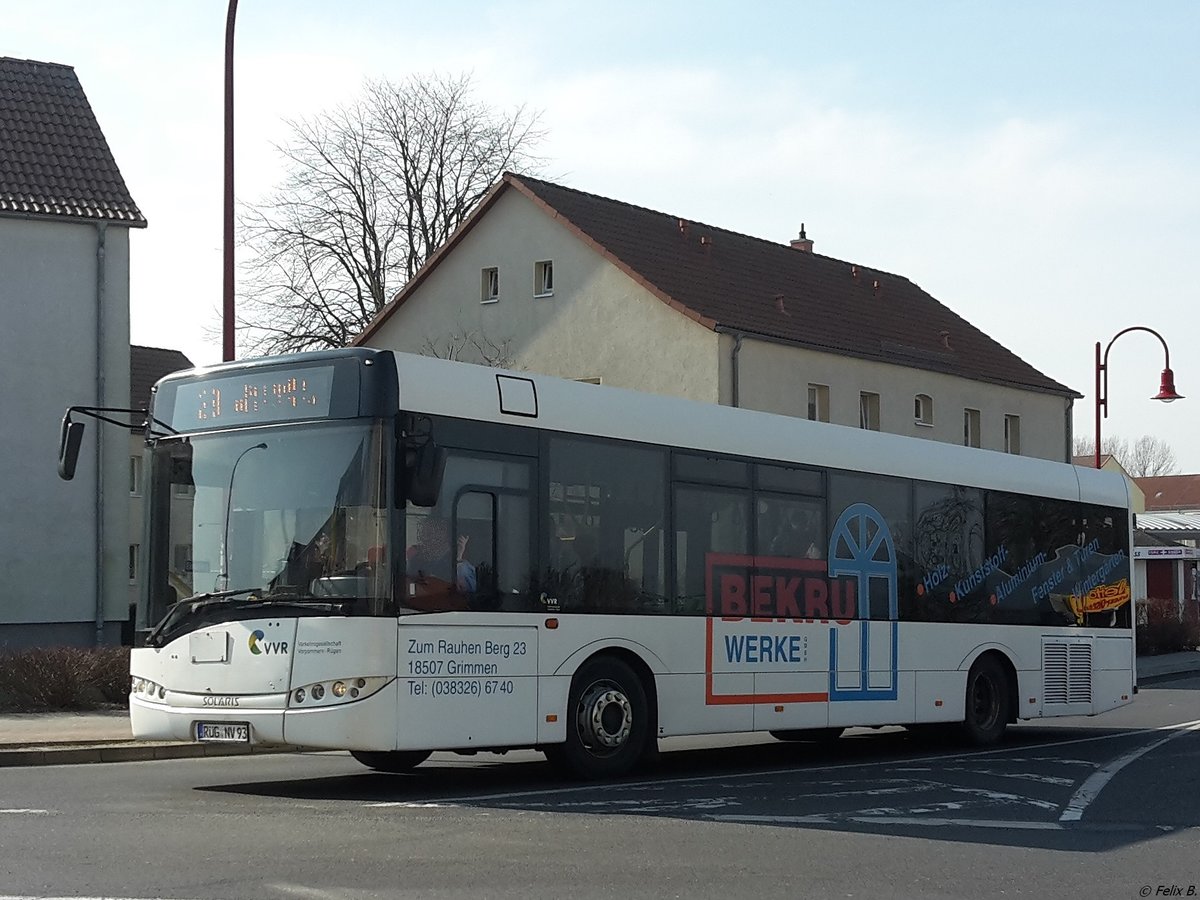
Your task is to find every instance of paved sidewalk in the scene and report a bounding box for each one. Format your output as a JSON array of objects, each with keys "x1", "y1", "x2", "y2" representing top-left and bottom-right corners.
[{"x1": 1, "y1": 651, "x2": 1197, "y2": 767}]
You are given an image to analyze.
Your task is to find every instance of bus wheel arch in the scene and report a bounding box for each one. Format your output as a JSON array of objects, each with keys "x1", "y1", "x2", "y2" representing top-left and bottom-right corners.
[
  {"x1": 960, "y1": 650, "x2": 1016, "y2": 745},
  {"x1": 545, "y1": 649, "x2": 657, "y2": 779}
]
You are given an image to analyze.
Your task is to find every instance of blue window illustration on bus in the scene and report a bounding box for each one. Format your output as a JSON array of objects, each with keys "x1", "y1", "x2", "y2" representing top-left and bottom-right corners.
[{"x1": 828, "y1": 502, "x2": 899, "y2": 701}]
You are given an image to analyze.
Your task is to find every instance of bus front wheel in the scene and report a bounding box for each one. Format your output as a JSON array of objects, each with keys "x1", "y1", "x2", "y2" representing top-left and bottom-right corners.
[
  {"x1": 349, "y1": 749, "x2": 432, "y2": 772},
  {"x1": 960, "y1": 655, "x2": 1010, "y2": 746},
  {"x1": 546, "y1": 656, "x2": 650, "y2": 780}
]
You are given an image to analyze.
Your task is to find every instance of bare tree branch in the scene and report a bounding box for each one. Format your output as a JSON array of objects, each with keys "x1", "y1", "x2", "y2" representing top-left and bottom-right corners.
[
  {"x1": 421, "y1": 324, "x2": 517, "y2": 369},
  {"x1": 1072, "y1": 433, "x2": 1177, "y2": 477},
  {"x1": 237, "y1": 73, "x2": 545, "y2": 356}
]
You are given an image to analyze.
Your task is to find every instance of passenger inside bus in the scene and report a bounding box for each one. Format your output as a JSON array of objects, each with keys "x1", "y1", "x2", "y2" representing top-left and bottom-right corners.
[
  {"x1": 767, "y1": 505, "x2": 823, "y2": 560},
  {"x1": 405, "y1": 516, "x2": 477, "y2": 610}
]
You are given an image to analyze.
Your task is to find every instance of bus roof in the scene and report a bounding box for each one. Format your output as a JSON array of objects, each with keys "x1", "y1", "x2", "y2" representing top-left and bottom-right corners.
[{"x1": 391, "y1": 351, "x2": 1128, "y2": 508}]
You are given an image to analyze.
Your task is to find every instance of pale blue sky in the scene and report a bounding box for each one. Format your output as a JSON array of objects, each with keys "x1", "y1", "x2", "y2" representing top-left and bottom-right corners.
[{"x1": 8, "y1": 1, "x2": 1198, "y2": 468}]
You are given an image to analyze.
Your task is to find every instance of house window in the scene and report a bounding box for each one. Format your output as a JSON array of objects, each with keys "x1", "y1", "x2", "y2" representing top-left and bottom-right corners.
[
  {"x1": 964, "y1": 408, "x2": 981, "y2": 448},
  {"x1": 807, "y1": 384, "x2": 830, "y2": 422},
  {"x1": 128, "y1": 544, "x2": 139, "y2": 583},
  {"x1": 481, "y1": 267, "x2": 499, "y2": 303},
  {"x1": 534, "y1": 260, "x2": 554, "y2": 297},
  {"x1": 1004, "y1": 415, "x2": 1021, "y2": 454},
  {"x1": 914, "y1": 393, "x2": 934, "y2": 427},
  {"x1": 129, "y1": 455, "x2": 142, "y2": 496},
  {"x1": 859, "y1": 392, "x2": 880, "y2": 431}
]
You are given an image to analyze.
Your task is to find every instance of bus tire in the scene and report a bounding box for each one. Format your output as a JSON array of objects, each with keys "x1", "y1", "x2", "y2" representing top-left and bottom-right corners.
[
  {"x1": 770, "y1": 727, "x2": 844, "y2": 743},
  {"x1": 960, "y1": 655, "x2": 1010, "y2": 746},
  {"x1": 545, "y1": 655, "x2": 650, "y2": 780},
  {"x1": 349, "y1": 749, "x2": 432, "y2": 772}
]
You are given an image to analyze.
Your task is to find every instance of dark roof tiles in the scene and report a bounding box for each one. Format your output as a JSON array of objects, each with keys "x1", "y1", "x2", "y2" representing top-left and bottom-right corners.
[
  {"x1": 508, "y1": 175, "x2": 1074, "y2": 397},
  {"x1": 131, "y1": 345, "x2": 192, "y2": 410},
  {"x1": 0, "y1": 57, "x2": 146, "y2": 226}
]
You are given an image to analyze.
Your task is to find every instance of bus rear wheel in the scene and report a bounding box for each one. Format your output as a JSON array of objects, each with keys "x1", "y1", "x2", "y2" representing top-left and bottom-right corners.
[
  {"x1": 545, "y1": 656, "x2": 650, "y2": 780},
  {"x1": 349, "y1": 749, "x2": 432, "y2": 772},
  {"x1": 770, "y1": 727, "x2": 844, "y2": 743},
  {"x1": 960, "y1": 655, "x2": 1010, "y2": 746}
]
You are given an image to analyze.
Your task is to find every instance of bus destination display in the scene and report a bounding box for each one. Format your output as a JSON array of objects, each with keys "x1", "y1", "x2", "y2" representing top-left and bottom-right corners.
[{"x1": 171, "y1": 366, "x2": 336, "y2": 428}]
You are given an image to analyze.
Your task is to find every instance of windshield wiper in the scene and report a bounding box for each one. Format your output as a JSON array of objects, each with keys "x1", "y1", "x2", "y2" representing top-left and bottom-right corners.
[
  {"x1": 145, "y1": 587, "x2": 264, "y2": 647},
  {"x1": 145, "y1": 589, "x2": 362, "y2": 648}
]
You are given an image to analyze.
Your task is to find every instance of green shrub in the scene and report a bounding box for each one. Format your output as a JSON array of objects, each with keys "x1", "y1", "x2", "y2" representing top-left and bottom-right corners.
[{"x1": 0, "y1": 646, "x2": 130, "y2": 712}]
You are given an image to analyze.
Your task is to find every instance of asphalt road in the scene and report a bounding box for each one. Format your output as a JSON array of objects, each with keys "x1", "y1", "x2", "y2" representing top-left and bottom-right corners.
[{"x1": 1, "y1": 674, "x2": 1198, "y2": 900}]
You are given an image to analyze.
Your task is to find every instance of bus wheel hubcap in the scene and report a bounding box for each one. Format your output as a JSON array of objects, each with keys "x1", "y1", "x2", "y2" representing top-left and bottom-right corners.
[{"x1": 579, "y1": 683, "x2": 632, "y2": 750}]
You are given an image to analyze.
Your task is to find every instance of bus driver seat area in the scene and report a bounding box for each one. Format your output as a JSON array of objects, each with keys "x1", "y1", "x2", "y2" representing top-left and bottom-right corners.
[{"x1": 404, "y1": 517, "x2": 476, "y2": 612}]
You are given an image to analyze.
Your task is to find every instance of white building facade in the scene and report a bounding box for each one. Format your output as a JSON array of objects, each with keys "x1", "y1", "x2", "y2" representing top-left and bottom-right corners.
[
  {"x1": 359, "y1": 175, "x2": 1078, "y2": 462},
  {"x1": 0, "y1": 57, "x2": 146, "y2": 647}
]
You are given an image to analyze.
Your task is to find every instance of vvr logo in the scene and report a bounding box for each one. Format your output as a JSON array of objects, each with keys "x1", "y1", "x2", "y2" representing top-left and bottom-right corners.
[{"x1": 248, "y1": 629, "x2": 289, "y2": 656}]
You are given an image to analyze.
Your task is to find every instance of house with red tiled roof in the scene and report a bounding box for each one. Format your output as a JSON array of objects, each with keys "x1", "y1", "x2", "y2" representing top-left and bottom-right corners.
[
  {"x1": 1133, "y1": 473, "x2": 1200, "y2": 601},
  {"x1": 1, "y1": 56, "x2": 147, "y2": 648},
  {"x1": 1137, "y1": 474, "x2": 1200, "y2": 514},
  {"x1": 358, "y1": 173, "x2": 1080, "y2": 461}
]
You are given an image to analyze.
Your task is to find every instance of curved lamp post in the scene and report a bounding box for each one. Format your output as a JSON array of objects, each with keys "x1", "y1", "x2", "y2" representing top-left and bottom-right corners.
[
  {"x1": 223, "y1": 0, "x2": 239, "y2": 361},
  {"x1": 1094, "y1": 326, "x2": 1183, "y2": 468}
]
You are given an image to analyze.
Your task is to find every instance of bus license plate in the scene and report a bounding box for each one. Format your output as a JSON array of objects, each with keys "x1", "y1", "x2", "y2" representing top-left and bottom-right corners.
[{"x1": 195, "y1": 722, "x2": 250, "y2": 743}]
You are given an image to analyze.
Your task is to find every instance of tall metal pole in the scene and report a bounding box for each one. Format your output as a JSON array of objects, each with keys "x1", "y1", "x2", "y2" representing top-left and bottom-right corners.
[
  {"x1": 222, "y1": 0, "x2": 238, "y2": 361},
  {"x1": 1094, "y1": 325, "x2": 1183, "y2": 469},
  {"x1": 1094, "y1": 341, "x2": 1103, "y2": 470}
]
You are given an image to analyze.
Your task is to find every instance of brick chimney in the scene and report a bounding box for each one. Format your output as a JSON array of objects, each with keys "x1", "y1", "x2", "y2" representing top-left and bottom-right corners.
[{"x1": 790, "y1": 223, "x2": 813, "y2": 253}]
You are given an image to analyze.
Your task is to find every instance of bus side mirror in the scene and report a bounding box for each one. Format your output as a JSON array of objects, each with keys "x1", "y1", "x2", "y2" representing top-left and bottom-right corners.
[
  {"x1": 405, "y1": 442, "x2": 445, "y2": 508},
  {"x1": 58, "y1": 416, "x2": 85, "y2": 481}
]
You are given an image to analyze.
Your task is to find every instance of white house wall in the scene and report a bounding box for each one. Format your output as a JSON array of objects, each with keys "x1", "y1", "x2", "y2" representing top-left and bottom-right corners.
[
  {"x1": 0, "y1": 216, "x2": 131, "y2": 647},
  {"x1": 369, "y1": 188, "x2": 1068, "y2": 462},
  {"x1": 728, "y1": 336, "x2": 1070, "y2": 460},
  {"x1": 369, "y1": 190, "x2": 721, "y2": 401}
]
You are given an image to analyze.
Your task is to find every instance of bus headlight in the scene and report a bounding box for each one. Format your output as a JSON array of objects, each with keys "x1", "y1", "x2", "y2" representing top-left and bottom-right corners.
[{"x1": 288, "y1": 676, "x2": 389, "y2": 708}]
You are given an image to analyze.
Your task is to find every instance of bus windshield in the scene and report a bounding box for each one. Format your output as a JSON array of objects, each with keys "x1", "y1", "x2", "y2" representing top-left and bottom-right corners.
[{"x1": 143, "y1": 419, "x2": 392, "y2": 630}]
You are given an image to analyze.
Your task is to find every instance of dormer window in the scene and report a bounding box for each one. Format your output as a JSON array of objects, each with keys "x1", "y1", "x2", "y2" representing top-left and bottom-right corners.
[{"x1": 535, "y1": 260, "x2": 554, "y2": 297}]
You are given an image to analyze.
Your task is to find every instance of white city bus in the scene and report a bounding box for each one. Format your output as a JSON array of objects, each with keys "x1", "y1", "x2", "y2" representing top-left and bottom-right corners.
[{"x1": 62, "y1": 348, "x2": 1135, "y2": 778}]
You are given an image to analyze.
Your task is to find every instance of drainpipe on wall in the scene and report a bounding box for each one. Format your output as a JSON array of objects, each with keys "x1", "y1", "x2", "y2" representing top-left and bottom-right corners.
[
  {"x1": 730, "y1": 332, "x2": 744, "y2": 408},
  {"x1": 1064, "y1": 397, "x2": 1073, "y2": 464},
  {"x1": 94, "y1": 222, "x2": 107, "y2": 646}
]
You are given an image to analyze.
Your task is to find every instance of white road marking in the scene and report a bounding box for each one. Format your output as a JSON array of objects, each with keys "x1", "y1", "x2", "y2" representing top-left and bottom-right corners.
[
  {"x1": 948, "y1": 787, "x2": 1059, "y2": 811},
  {"x1": 0, "y1": 809, "x2": 50, "y2": 815},
  {"x1": 1059, "y1": 718, "x2": 1200, "y2": 822},
  {"x1": 372, "y1": 724, "x2": 1170, "y2": 809},
  {"x1": 853, "y1": 816, "x2": 1064, "y2": 830},
  {"x1": 707, "y1": 813, "x2": 1064, "y2": 830},
  {"x1": 947, "y1": 768, "x2": 1076, "y2": 786}
]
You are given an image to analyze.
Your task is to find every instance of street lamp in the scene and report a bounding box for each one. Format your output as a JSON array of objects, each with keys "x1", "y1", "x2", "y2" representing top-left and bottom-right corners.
[
  {"x1": 1094, "y1": 326, "x2": 1183, "y2": 468},
  {"x1": 222, "y1": 0, "x2": 239, "y2": 362}
]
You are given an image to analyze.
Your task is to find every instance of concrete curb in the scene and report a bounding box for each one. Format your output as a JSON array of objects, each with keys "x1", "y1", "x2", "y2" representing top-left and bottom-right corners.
[{"x1": 0, "y1": 742, "x2": 315, "y2": 768}]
